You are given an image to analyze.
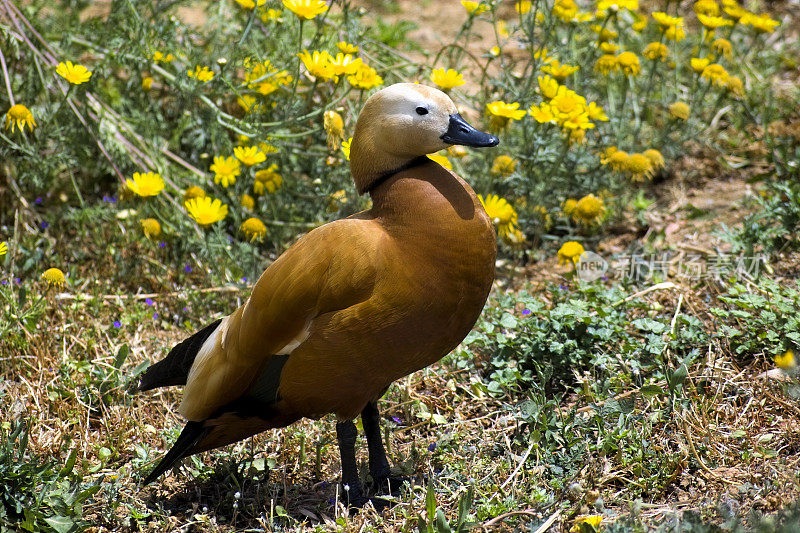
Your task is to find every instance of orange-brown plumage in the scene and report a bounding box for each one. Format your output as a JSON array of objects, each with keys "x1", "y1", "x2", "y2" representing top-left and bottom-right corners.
[{"x1": 140, "y1": 84, "x2": 499, "y2": 504}]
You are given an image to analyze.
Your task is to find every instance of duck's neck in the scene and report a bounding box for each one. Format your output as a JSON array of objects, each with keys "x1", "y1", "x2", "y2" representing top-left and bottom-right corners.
[
  {"x1": 361, "y1": 156, "x2": 429, "y2": 195},
  {"x1": 349, "y1": 113, "x2": 426, "y2": 194}
]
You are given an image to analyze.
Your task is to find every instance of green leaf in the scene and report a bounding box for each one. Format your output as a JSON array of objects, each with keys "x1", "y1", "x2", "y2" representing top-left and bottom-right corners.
[
  {"x1": 640, "y1": 384, "x2": 665, "y2": 397},
  {"x1": 44, "y1": 516, "x2": 76, "y2": 533},
  {"x1": 632, "y1": 318, "x2": 667, "y2": 334},
  {"x1": 426, "y1": 483, "x2": 436, "y2": 525},
  {"x1": 435, "y1": 509, "x2": 452, "y2": 533},
  {"x1": 60, "y1": 449, "x2": 78, "y2": 476},
  {"x1": 456, "y1": 485, "x2": 474, "y2": 531},
  {"x1": 113, "y1": 344, "x2": 130, "y2": 369},
  {"x1": 669, "y1": 364, "x2": 688, "y2": 392},
  {"x1": 500, "y1": 313, "x2": 518, "y2": 329}
]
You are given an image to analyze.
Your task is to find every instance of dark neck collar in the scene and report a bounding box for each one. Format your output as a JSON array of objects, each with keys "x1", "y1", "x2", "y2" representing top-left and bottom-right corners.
[{"x1": 365, "y1": 156, "x2": 429, "y2": 195}]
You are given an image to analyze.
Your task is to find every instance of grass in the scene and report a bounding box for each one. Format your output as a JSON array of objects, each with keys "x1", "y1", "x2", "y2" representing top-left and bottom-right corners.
[{"x1": 1, "y1": 233, "x2": 799, "y2": 530}]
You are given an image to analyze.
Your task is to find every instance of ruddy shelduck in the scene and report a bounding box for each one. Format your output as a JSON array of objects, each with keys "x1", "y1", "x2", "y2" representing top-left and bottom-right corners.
[{"x1": 139, "y1": 83, "x2": 499, "y2": 507}]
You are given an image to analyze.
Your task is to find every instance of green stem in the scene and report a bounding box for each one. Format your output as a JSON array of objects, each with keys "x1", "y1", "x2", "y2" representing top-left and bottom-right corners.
[{"x1": 238, "y1": 7, "x2": 260, "y2": 45}]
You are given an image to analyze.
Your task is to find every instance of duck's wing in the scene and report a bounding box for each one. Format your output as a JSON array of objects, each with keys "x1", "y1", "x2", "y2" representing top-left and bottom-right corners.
[{"x1": 178, "y1": 218, "x2": 384, "y2": 422}]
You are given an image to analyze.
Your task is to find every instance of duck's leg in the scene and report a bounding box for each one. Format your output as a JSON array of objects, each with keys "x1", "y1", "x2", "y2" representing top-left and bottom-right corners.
[
  {"x1": 361, "y1": 401, "x2": 391, "y2": 484},
  {"x1": 335, "y1": 420, "x2": 368, "y2": 508},
  {"x1": 361, "y1": 401, "x2": 408, "y2": 497}
]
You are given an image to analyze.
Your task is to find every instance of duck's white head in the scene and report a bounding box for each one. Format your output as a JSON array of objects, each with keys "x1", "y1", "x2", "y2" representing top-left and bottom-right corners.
[{"x1": 350, "y1": 83, "x2": 498, "y2": 194}]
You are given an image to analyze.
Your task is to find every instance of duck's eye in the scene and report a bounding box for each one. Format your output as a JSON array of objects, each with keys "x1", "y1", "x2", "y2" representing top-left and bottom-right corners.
[{"x1": 415, "y1": 106, "x2": 429, "y2": 116}]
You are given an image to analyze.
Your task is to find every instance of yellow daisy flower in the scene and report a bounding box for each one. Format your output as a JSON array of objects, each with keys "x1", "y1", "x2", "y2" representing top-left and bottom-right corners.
[
  {"x1": 712, "y1": 38, "x2": 733, "y2": 59},
  {"x1": 329, "y1": 53, "x2": 363, "y2": 76},
  {"x1": 665, "y1": 25, "x2": 685, "y2": 41},
  {"x1": 461, "y1": 0, "x2": 489, "y2": 15},
  {"x1": 530, "y1": 103, "x2": 556, "y2": 123},
  {"x1": 42, "y1": 267, "x2": 66, "y2": 287},
  {"x1": 4, "y1": 104, "x2": 36, "y2": 133},
  {"x1": 152, "y1": 51, "x2": 175, "y2": 63},
  {"x1": 184, "y1": 185, "x2": 206, "y2": 203},
  {"x1": 557, "y1": 241, "x2": 585, "y2": 265},
  {"x1": 448, "y1": 145, "x2": 468, "y2": 158},
  {"x1": 643, "y1": 148, "x2": 665, "y2": 170},
  {"x1": 516, "y1": 1, "x2": 532, "y2": 15},
  {"x1": 540, "y1": 60, "x2": 579, "y2": 81},
  {"x1": 241, "y1": 193, "x2": 255, "y2": 210},
  {"x1": 669, "y1": 102, "x2": 690, "y2": 120},
  {"x1": 652, "y1": 11, "x2": 682, "y2": 27},
  {"x1": 254, "y1": 164, "x2": 283, "y2": 194},
  {"x1": 631, "y1": 12, "x2": 648, "y2": 31},
  {"x1": 486, "y1": 101, "x2": 526, "y2": 129},
  {"x1": 740, "y1": 12, "x2": 779, "y2": 32},
  {"x1": 240, "y1": 217, "x2": 267, "y2": 242},
  {"x1": 235, "y1": 0, "x2": 266, "y2": 9},
  {"x1": 725, "y1": 75, "x2": 744, "y2": 97},
  {"x1": 697, "y1": 13, "x2": 732, "y2": 28},
  {"x1": 591, "y1": 25, "x2": 619, "y2": 41},
  {"x1": 624, "y1": 153, "x2": 654, "y2": 180},
  {"x1": 185, "y1": 197, "x2": 228, "y2": 226},
  {"x1": 324, "y1": 110, "x2": 345, "y2": 151},
  {"x1": 327, "y1": 189, "x2": 347, "y2": 213},
  {"x1": 337, "y1": 41, "x2": 359, "y2": 54},
  {"x1": 261, "y1": 8, "x2": 284, "y2": 22},
  {"x1": 491, "y1": 155, "x2": 517, "y2": 176},
  {"x1": 594, "y1": 54, "x2": 620, "y2": 75},
  {"x1": 552, "y1": 0, "x2": 579, "y2": 21},
  {"x1": 427, "y1": 153, "x2": 452, "y2": 169},
  {"x1": 597, "y1": 0, "x2": 638, "y2": 14},
  {"x1": 430, "y1": 68, "x2": 466, "y2": 90},
  {"x1": 538, "y1": 75, "x2": 560, "y2": 99},
  {"x1": 586, "y1": 102, "x2": 608, "y2": 121},
  {"x1": 691, "y1": 57, "x2": 711, "y2": 73},
  {"x1": 187, "y1": 65, "x2": 214, "y2": 82},
  {"x1": 616, "y1": 51, "x2": 641, "y2": 76},
  {"x1": 502, "y1": 225, "x2": 526, "y2": 246},
  {"x1": 694, "y1": 0, "x2": 720, "y2": 16},
  {"x1": 600, "y1": 42, "x2": 619, "y2": 54},
  {"x1": 601, "y1": 146, "x2": 629, "y2": 171},
  {"x1": 210, "y1": 156, "x2": 241, "y2": 187},
  {"x1": 775, "y1": 349, "x2": 795, "y2": 370},
  {"x1": 56, "y1": 61, "x2": 92, "y2": 85},
  {"x1": 478, "y1": 194, "x2": 518, "y2": 239},
  {"x1": 643, "y1": 42, "x2": 669, "y2": 61},
  {"x1": 282, "y1": 0, "x2": 328, "y2": 20},
  {"x1": 550, "y1": 86, "x2": 586, "y2": 118},
  {"x1": 0, "y1": 241, "x2": 7, "y2": 257},
  {"x1": 234, "y1": 146, "x2": 267, "y2": 167},
  {"x1": 341, "y1": 137, "x2": 353, "y2": 160},
  {"x1": 571, "y1": 515, "x2": 603, "y2": 533},
  {"x1": 701, "y1": 63, "x2": 729, "y2": 86},
  {"x1": 126, "y1": 172, "x2": 165, "y2": 197},
  {"x1": 347, "y1": 64, "x2": 383, "y2": 89},
  {"x1": 140, "y1": 218, "x2": 162, "y2": 239}
]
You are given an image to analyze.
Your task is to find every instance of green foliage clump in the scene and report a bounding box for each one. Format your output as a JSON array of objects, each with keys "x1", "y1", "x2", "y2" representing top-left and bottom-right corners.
[
  {"x1": 710, "y1": 279, "x2": 800, "y2": 363},
  {"x1": 459, "y1": 283, "x2": 706, "y2": 397},
  {"x1": 0, "y1": 422, "x2": 99, "y2": 533}
]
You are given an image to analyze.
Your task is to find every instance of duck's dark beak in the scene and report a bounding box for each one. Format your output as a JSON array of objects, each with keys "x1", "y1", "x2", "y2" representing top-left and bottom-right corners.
[{"x1": 440, "y1": 113, "x2": 499, "y2": 148}]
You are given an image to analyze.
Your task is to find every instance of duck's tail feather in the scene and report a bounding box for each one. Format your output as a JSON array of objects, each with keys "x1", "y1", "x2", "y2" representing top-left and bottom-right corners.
[
  {"x1": 142, "y1": 421, "x2": 208, "y2": 484},
  {"x1": 138, "y1": 318, "x2": 223, "y2": 392}
]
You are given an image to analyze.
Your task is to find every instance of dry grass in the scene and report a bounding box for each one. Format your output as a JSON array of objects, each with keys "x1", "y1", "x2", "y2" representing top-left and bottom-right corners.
[{"x1": 2, "y1": 222, "x2": 800, "y2": 531}]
